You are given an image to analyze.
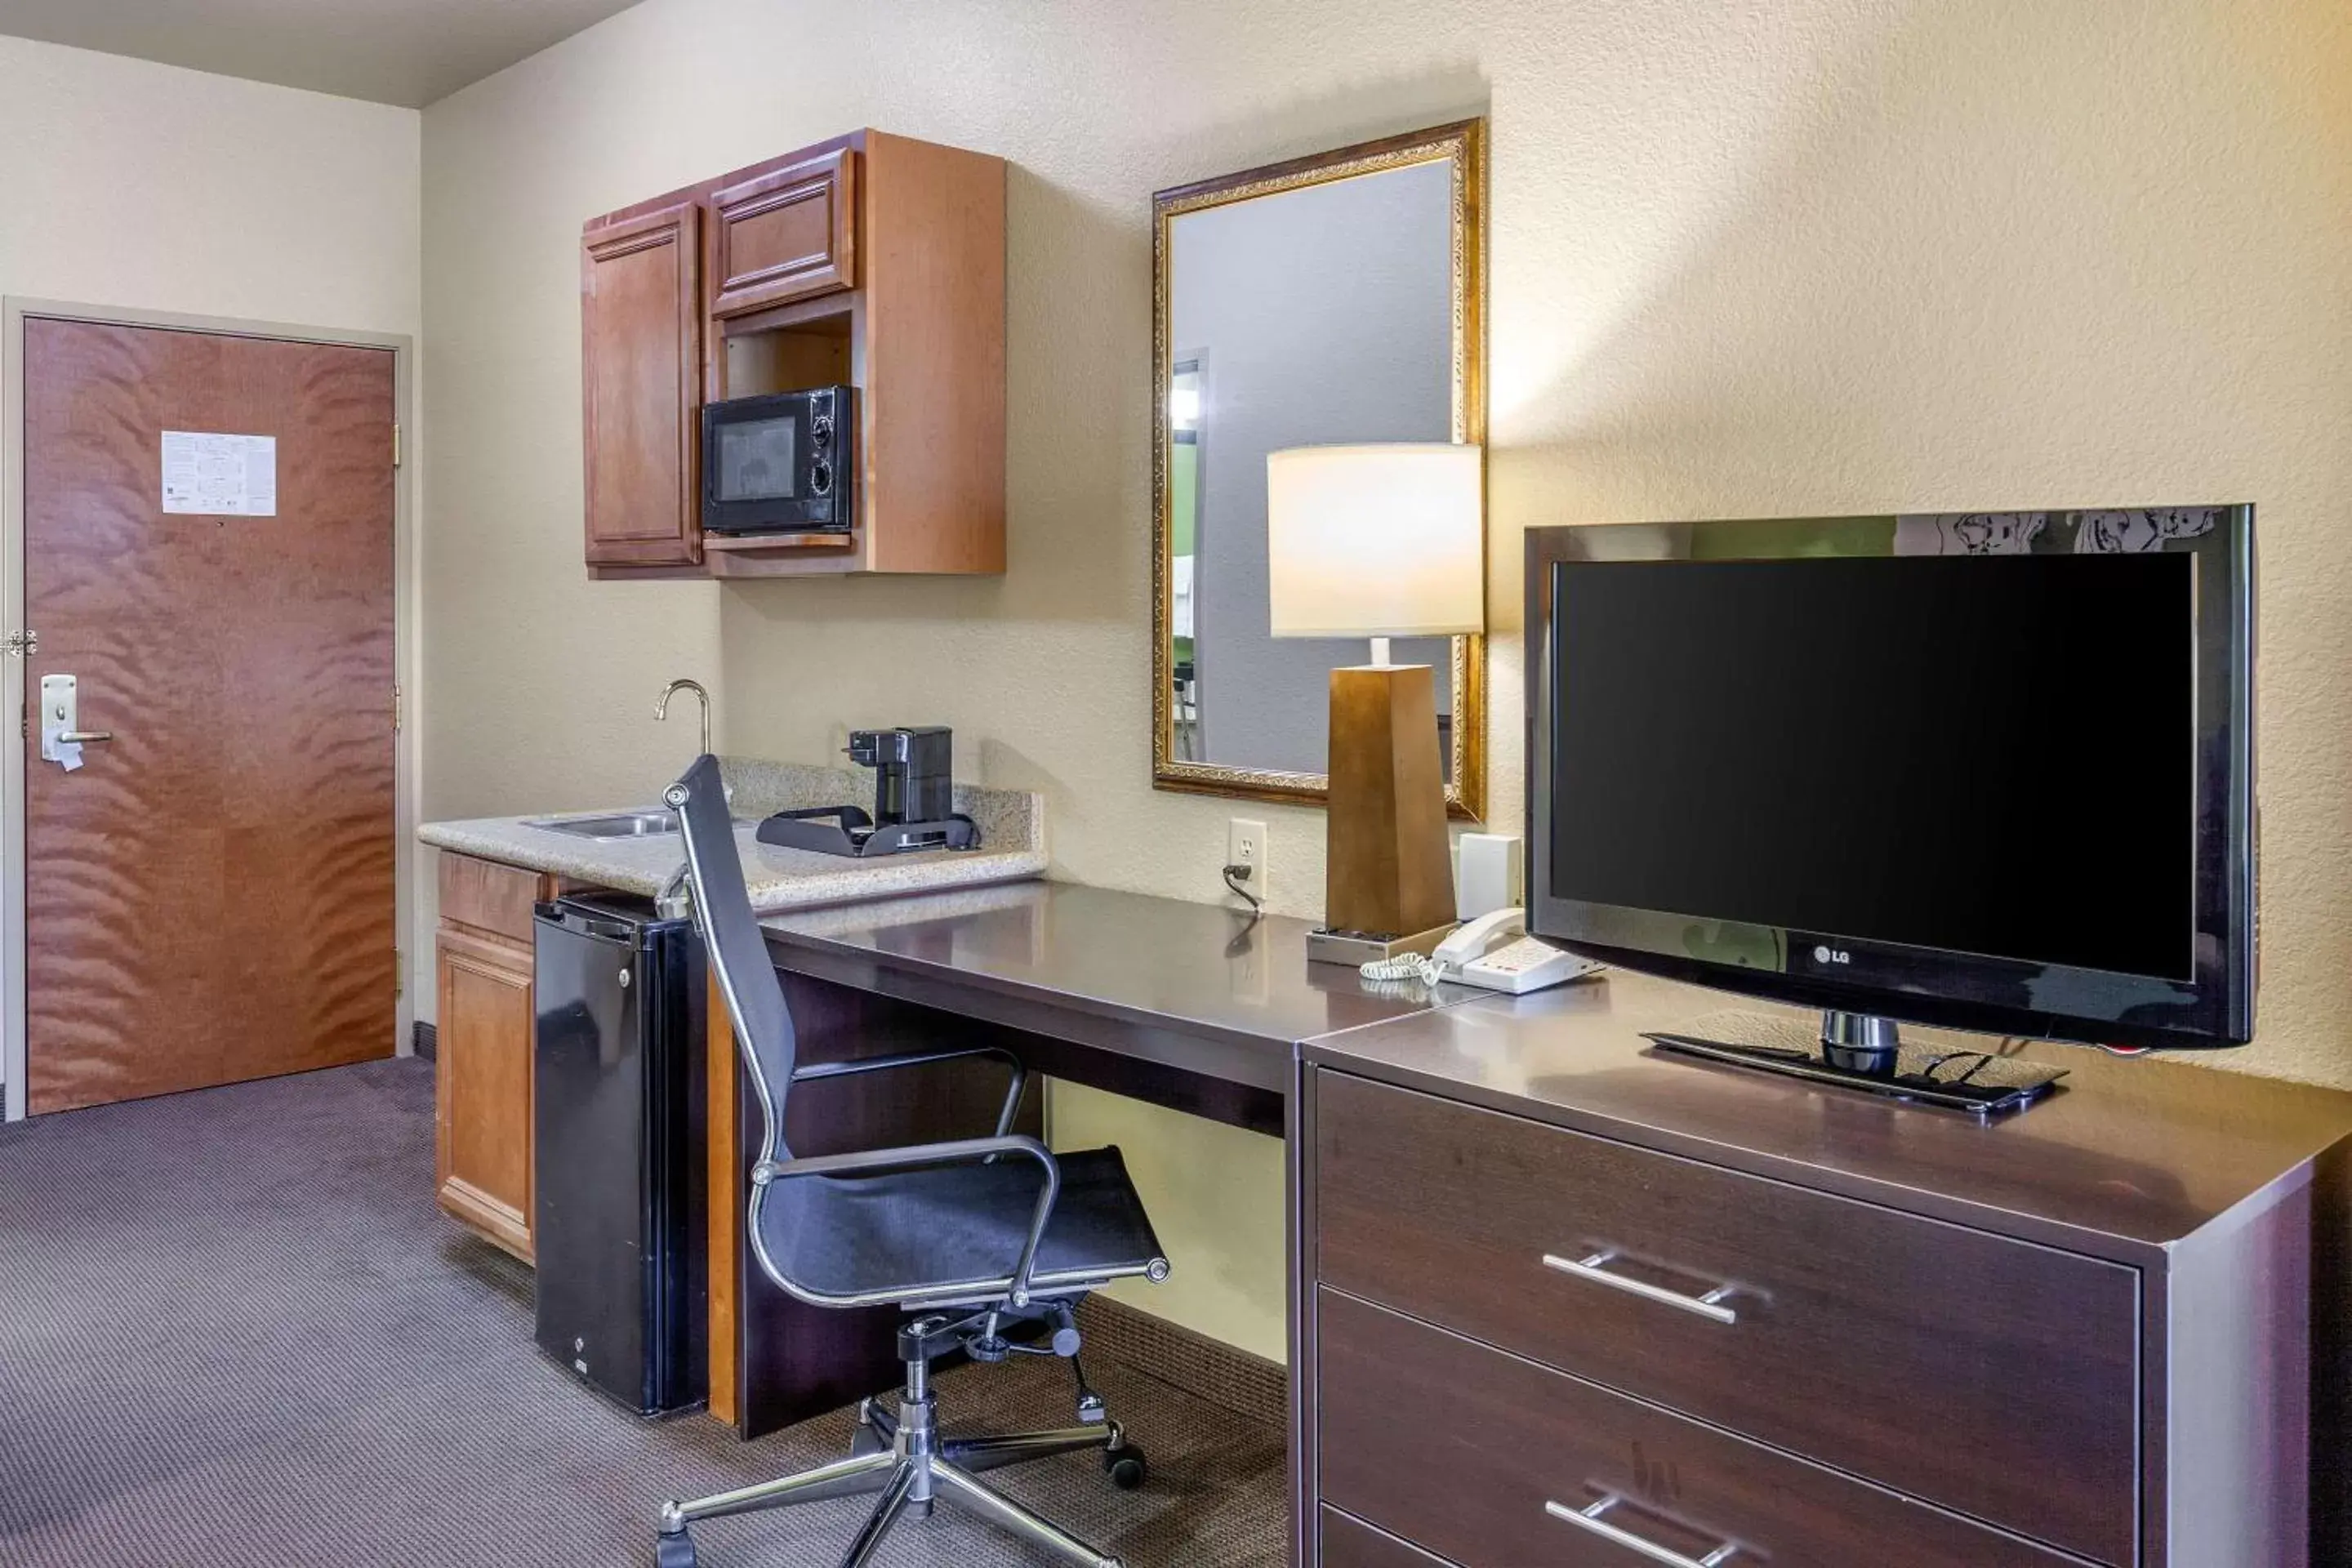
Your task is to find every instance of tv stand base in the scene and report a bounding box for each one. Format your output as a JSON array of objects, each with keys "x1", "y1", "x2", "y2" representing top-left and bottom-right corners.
[{"x1": 1645, "y1": 1009, "x2": 2065, "y2": 1116}]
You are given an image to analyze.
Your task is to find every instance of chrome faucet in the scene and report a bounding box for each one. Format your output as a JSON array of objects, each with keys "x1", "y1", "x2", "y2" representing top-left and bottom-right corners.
[
  {"x1": 656, "y1": 678, "x2": 713, "y2": 760},
  {"x1": 654, "y1": 679, "x2": 717, "y2": 921}
]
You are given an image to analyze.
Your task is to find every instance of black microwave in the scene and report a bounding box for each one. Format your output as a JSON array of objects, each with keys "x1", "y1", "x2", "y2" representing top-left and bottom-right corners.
[{"x1": 701, "y1": 387, "x2": 852, "y2": 534}]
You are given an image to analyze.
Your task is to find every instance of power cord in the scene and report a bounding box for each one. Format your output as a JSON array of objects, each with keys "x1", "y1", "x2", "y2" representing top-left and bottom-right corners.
[
  {"x1": 1998, "y1": 1033, "x2": 2152, "y2": 1059},
  {"x1": 1221, "y1": 862, "x2": 1262, "y2": 914}
]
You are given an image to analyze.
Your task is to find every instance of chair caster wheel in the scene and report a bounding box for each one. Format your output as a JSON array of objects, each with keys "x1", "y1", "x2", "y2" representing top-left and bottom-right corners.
[
  {"x1": 1105, "y1": 1444, "x2": 1147, "y2": 1490},
  {"x1": 654, "y1": 1528, "x2": 698, "y2": 1568},
  {"x1": 851, "y1": 1419, "x2": 889, "y2": 1458}
]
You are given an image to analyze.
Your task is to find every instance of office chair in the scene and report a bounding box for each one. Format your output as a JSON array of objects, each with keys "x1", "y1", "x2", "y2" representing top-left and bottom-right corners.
[{"x1": 655, "y1": 755, "x2": 1169, "y2": 1568}]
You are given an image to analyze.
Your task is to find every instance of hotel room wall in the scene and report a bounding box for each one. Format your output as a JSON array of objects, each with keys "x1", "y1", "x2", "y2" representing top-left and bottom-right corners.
[
  {"x1": 0, "y1": 35, "x2": 424, "y2": 1014},
  {"x1": 421, "y1": 0, "x2": 2352, "y2": 1359}
]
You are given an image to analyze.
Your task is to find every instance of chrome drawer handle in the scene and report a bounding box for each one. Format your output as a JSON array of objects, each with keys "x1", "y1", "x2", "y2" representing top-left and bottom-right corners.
[
  {"x1": 1541, "y1": 1250, "x2": 1739, "y2": 1324},
  {"x1": 1546, "y1": 1494, "x2": 1741, "y2": 1567}
]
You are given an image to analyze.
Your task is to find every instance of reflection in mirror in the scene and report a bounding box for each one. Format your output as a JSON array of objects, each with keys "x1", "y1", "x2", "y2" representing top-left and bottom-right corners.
[
  {"x1": 1173, "y1": 160, "x2": 1454, "y2": 777},
  {"x1": 1152, "y1": 121, "x2": 1485, "y2": 816},
  {"x1": 1169, "y1": 357, "x2": 1205, "y2": 760}
]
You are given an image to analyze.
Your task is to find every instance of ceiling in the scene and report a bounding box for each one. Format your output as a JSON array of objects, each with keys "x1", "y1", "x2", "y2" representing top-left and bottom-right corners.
[{"x1": 0, "y1": 0, "x2": 642, "y2": 107}]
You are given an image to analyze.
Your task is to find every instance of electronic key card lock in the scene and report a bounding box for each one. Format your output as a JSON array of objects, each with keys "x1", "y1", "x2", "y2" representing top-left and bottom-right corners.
[{"x1": 38, "y1": 674, "x2": 112, "y2": 771}]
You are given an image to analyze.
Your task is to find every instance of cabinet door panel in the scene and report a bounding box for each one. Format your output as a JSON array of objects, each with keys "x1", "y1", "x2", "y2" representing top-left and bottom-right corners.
[
  {"x1": 708, "y1": 149, "x2": 857, "y2": 318},
  {"x1": 582, "y1": 200, "x2": 702, "y2": 567},
  {"x1": 435, "y1": 926, "x2": 535, "y2": 1260}
]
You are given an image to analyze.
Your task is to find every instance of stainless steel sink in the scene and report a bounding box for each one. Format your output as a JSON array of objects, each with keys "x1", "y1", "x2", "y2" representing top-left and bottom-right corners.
[{"x1": 525, "y1": 809, "x2": 678, "y2": 840}]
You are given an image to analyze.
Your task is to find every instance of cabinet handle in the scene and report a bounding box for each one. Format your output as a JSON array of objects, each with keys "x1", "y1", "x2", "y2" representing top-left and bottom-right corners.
[
  {"x1": 1540, "y1": 1249, "x2": 1739, "y2": 1325},
  {"x1": 1545, "y1": 1494, "x2": 1742, "y2": 1567}
]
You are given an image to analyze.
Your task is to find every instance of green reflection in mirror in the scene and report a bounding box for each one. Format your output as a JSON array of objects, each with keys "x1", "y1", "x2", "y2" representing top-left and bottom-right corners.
[{"x1": 1169, "y1": 359, "x2": 1204, "y2": 760}]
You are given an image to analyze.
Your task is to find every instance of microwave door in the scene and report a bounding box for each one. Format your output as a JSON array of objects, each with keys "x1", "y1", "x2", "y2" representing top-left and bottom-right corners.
[
  {"x1": 716, "y1": 418, "x2": 795, "y2": 504},
  {"x1": 701, "y1": 387, "x2": 852, "y2": 535}
]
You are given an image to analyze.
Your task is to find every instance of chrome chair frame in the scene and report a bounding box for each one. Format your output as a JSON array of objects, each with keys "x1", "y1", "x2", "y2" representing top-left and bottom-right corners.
[{"x1": 653, "y1": 755, "x2": 1160, "y2": 1568}]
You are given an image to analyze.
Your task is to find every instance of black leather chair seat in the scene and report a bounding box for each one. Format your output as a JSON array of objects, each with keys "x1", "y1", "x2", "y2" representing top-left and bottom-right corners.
[{"x1": 756, "y1": 1145, "x2": 1166, "y2": 1302}]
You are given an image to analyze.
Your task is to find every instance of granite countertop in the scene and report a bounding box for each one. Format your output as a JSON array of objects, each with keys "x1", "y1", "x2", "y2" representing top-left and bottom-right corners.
[{"x1": 418, "y1": 756, "x2": 1046, "y2": 914}]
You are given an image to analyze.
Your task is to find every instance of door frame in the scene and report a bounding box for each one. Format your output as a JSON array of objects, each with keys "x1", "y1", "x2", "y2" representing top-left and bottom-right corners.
[{"x1": 0, "y1": 300, "x2": 419, "y2": 1122}]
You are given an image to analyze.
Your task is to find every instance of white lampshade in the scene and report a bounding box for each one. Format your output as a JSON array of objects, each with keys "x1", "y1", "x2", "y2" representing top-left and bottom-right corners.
[{"x1": 1266, "y1": 443, "x2": 1486, "y2": 638}]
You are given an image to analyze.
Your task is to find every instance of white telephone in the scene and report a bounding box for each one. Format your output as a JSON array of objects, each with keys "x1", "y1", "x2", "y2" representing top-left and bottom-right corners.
[{"x1": 1363, "y1": 908, "x2": 1605, "y2": 994}]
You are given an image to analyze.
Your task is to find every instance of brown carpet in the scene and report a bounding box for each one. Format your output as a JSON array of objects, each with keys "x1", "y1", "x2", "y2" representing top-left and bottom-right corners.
[{"x1": 0, "y1": 1058, "x2": 1285, "y2": 1566}]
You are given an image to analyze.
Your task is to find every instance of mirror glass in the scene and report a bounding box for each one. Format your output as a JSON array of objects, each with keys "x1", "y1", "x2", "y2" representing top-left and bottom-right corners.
[{"x1": 1153, "y1": 122, "x2": 1484, "y2": 814}]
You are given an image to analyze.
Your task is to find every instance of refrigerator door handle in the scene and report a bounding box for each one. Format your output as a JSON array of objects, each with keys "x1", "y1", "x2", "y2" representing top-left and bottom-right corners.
[{"x1": 544, "y1": 906, "x2": 640, "y2": 945}]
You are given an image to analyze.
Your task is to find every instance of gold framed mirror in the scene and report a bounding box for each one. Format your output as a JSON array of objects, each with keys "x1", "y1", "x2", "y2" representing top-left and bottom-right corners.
[{"x1": 1151, "y1": 119, "x2": 1486, "y2": 819}]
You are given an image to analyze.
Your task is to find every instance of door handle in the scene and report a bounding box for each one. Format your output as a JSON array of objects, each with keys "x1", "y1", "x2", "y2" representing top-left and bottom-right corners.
[{"x1": 36, "y1": 673, "x2": 110, "y2": 765}]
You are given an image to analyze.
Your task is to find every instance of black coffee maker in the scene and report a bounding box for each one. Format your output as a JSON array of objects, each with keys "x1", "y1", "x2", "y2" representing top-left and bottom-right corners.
[{"x1": 755, "y1": 725, "x2": 980, "y2": 857}]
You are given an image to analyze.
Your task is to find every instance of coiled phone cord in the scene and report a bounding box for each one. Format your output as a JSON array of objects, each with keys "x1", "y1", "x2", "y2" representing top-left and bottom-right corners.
[{"x1": 1360, "y1": 951, "x2": 1446, "y2": 986}]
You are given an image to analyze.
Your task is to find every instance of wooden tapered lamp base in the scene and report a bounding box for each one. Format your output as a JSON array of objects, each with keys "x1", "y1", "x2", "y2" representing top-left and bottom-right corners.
[{"x1": 1321, "y1": 662, "x2": 1457, "y2": 949}]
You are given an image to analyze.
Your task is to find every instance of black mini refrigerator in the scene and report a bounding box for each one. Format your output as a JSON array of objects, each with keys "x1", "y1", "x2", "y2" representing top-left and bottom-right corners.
[{"x1": 532, "y1": 893, "x2": 707, "y2": 1415}]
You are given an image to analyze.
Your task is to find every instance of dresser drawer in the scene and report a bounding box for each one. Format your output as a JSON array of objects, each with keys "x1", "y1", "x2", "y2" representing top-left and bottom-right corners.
[
  {"x1": 1320, "y1": 1288, "x2": 2081, "y2": 1568},
  {"x1": 1315, "y1": 1071, "x2": 2138, "y2": 1565},
  {"x1": 1321, "y1": 1508, "x2": 1459, "y2": 1568}
]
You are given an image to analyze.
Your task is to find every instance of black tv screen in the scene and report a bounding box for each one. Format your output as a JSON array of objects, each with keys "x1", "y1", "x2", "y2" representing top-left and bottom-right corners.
[
  {"x1": 1552, "y1": 554, "x2": 2192, "y2": 980},
  {"x1": 1526, "y1": 510, "x2": 2255, "y2": 1050}
]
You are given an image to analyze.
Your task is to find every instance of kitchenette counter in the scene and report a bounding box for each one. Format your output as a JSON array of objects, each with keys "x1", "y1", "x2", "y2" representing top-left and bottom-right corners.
[{"x1": 418, "y1": 756, "x2": 1046, "y2": 913}]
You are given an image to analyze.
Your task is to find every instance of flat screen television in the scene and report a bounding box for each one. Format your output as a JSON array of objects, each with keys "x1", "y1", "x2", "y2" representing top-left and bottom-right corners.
[{"x1": 1526, "y1": 508, "x2": 2255, "y2": 1101}]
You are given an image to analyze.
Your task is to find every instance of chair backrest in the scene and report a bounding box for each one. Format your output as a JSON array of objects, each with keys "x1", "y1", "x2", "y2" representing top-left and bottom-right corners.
[{"x1": 664, "y1": 754, "x2": 796, "y2": 1161}]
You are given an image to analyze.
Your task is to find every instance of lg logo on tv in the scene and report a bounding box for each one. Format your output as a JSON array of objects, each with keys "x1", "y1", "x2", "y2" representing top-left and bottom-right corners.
[{"x1": 1813, "y1": 945, "x2": 1851, "y2": 965}]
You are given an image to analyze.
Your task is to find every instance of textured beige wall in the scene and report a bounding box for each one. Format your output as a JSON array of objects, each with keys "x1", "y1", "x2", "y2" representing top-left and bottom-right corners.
[
  {"x1": 0, "y1": 34, "x2": 425, "y2": 1002},
  {"x1": 0, "y1": 35, "x2": 420, "y2": 330},
  {"x1": 420, "y1": 0, "x2": 2352, "y2": 1356}
]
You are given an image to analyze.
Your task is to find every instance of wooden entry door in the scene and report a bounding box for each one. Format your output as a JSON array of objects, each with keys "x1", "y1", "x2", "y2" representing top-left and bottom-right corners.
[{"x1": 22, "y1": 318, "x2": 398, "y2": 1115}]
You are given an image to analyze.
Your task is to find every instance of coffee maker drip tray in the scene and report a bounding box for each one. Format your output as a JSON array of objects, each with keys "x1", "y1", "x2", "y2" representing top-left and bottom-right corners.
[{"x1": 755, "y1": 804, "x2": 980, "y2": 858}]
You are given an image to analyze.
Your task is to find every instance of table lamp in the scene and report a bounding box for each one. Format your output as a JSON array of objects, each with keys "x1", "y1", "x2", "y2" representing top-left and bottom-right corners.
[{"x1": 1267, "y1": 443, "x2": 1485, "y2": 963}]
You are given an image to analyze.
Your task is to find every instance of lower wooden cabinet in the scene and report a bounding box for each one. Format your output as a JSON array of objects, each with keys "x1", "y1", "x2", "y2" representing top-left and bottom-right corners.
[{"x1": 433, "y1": 852, "x2": 564, "y2": 1262}]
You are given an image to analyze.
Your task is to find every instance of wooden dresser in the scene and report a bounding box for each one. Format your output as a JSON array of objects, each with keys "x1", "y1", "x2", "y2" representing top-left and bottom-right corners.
[{"x1": 1296, "y1": 969, "x2": 2352, "y2": 1568}]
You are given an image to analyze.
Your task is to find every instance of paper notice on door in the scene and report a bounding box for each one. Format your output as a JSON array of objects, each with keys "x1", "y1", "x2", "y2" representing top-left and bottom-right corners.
[
  {"x1": 160, "y1": 430, "x2": 277, "y2": 516},
  {"x1": 39, "y1": 724, "x2": 83, "y2": 772}
]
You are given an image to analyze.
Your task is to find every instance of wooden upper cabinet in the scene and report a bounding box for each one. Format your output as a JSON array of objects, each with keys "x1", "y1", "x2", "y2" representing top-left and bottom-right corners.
[
  {"x1": 581, "y1": 200, "x2": 702, "y2": 568},
  {"x1": 709, "y1": 149, "x2": 858, "y2": 318},
  {"x1": 581, "y1": 131, "x2": 1004, "y2": 579}
]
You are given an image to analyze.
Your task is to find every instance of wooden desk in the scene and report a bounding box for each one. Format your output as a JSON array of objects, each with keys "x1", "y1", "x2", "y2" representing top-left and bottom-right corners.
[
  {"x1": 757, "y1": 880, "x2": 1474, "y2": 1135},
  {"x1": 706, "y1": 880, "x2": 1481, "y2": 1436},
  {"x1": 704, "y1": 884, "x2": 2352, "y2": 1565}
]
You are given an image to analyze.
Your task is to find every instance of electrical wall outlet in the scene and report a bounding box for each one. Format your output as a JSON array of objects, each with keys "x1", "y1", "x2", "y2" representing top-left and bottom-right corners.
[{"x1": 1227, "y1": 817, "x2": 1269, "y2": 903}]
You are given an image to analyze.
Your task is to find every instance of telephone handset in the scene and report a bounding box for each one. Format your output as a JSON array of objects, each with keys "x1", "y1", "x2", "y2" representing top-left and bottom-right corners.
[
  {"x1": 1363, "y1": 907, "x2": 1606, "y2": 994},
  {"x1": 1432, "y1": 906, "x2": 1530, "y2": 967}
]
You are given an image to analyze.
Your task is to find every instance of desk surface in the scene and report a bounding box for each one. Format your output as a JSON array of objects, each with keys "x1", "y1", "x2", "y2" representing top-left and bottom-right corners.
[
  {"x1": 764, "y1": 880, "x2": 1481, "y2": 1111},
  {"x1": 760, "y1": 880, "x2": 2352, "y2": 1253}
]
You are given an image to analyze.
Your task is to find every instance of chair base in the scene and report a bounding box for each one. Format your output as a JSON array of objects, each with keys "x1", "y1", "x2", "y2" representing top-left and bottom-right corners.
[{"x1": 656, "y1": 1331, "x2": 1142, "y2": 1568}]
